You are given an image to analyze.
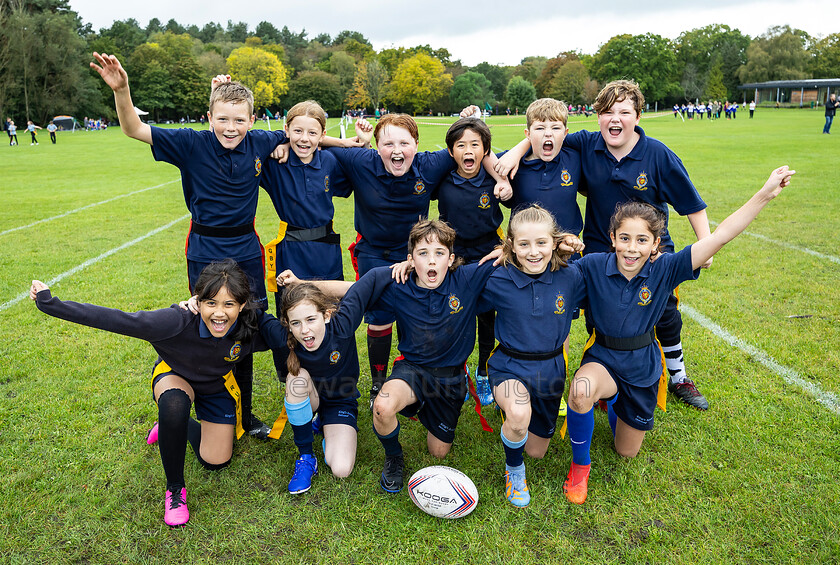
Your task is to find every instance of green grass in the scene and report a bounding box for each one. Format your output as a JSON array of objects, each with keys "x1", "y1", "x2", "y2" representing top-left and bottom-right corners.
[{"x1": 1, "y1": 109, "x2": 839, "y2": 564}]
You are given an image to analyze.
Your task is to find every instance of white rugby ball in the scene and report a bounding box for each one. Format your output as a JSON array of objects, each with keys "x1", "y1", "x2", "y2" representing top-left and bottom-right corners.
[{"x1": 407, "y1": 465, "x2": 478, "y2": 519}]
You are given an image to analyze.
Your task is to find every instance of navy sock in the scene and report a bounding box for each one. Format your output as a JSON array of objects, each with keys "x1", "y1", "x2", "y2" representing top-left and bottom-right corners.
[
  {"x1": 501, "y1": 427, "x2": 527, "y2": 468},
  {"x1": 157, "y1": 389, "x2": 191, "y2": 491},
  {"x1": 567, "y1": 406, "x2": 594, "y2": 466},
  {"x1": 367, "y1": 328, "x2": 392, "y2": 390},
  {"x1": 375, "y1": 422, "x2": 403, "y2": 457},
  {"x1": 285, "y1": 399, "x2": 314, "y2": 457}
]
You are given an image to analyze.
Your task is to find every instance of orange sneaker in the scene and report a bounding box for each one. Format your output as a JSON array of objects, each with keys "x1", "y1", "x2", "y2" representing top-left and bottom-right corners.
[{"x1": 563, "y1": 462, "x2": 591, "y2": 505}]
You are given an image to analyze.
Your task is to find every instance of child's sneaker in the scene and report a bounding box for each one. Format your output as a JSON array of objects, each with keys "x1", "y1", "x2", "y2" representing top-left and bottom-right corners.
[
  {"x1": 146, "y1": 422, "x2": 159, "y2": 445},
  {"x1": 164, "y1": 487, "x2": 189, "y2": 527},
  {"x1": 288, "y1": 454, "x2": 318, "y2": 494},
  {"x1": 379, "y1": 453, "x2": 404, "y2": 493},
  {"x1": 475, "y1": 373, "x2": 494, "y2": 406},
  {"x1": 563, "y1": 462, "x2": 591, "y2": 505},
  {"x1": 504, "y1": 468, "x2": 530, "y2": 507}
]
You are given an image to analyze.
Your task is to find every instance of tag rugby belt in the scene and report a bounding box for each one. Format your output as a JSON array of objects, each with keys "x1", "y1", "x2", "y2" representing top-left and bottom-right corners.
[
  {"x1": 497, "y1": 343, "x2": 565, "y2": 361},
  {"x1": 283, "y1": 221, "x2": 340, "y2": 245},
  {"x1": 190, "y1": 220, "x2": 254, "y2": 238},
  {"x1": 594, "y1": 329, "x2": 656, "y2": 351}
]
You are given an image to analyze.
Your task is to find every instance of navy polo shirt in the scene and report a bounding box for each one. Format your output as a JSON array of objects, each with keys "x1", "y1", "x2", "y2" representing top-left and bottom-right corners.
[
  {"x1": 503, "y1": 146, "x2": 584, "y2": 236},
  {"x1": 260, "y1": 150, "x2": 352, "y2": 280},
  {"x1": 150, "y1": 127, "x2": 287, "y2": 262},
  {"x1": 576, "y1": 246, "x2": 700, "y2": 386},
  {"x1": 433, "y1": 167, "x2": 503, "y2": 261},
  {"x1": 480, "y1": 264, "x2": 586, "y2": 398},
  {"x1": 564, "y1": 127, "x2": 706, "y2": 253},
  {"x1": 259, "y1": 269, "x2": 391, "y2": 399},
  {"x1": 362, "y1": 262, "x2": 495, "y2": 366},
  {"x1": 326, "y1": 147, "x2": 455, "y2": 256}
]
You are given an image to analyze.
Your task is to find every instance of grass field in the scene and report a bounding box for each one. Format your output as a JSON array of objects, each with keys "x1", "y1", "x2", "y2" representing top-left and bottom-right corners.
[{"x1": 1, "y1": 108, "x2": 839, "y2": 564}]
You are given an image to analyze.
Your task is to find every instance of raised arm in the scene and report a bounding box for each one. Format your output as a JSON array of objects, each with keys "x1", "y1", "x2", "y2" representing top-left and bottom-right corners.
[
  {"x1": 277, "y1": 270, "x2": 354, "y2": 298},
  {"x1": 90, "y1": 52, "x2": 152, "y2": 144},
  {"x1": 687, "y1": 208, "x2": 713, "y2": 268},
  {"x1": 494, "y1": 137, "x2": 530, "y2": 179},
  {"x1": 690, "y1": 166, "x2": 795, "y2": 270}
]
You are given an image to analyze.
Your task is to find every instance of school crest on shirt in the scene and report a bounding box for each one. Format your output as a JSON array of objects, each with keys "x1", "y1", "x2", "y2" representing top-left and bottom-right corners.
[
  {"x1": 254, "y1": 157, "x2": 262, "y2": 177},
  {"x1": 414, "y1": 180, "x2": 426, "y2": 195},
  {"x1": 224, "y1": 342, "x2": 242, "y2": 362},
  {"x1": 560, "y1": 169, "x2": 573, "y2": 187},
  {"x1": 637, "y1": 285, "x2": 652, "y2": 306},
  {"x1": 329, "y1": 350, "x2": 341, "y2": 364},
  {"x1": 448, "y1": 294, "x2": 463, "y2": 314},
  {"x1": 478, "y1": 191, "x2": 491, "y2": 209},
  {"x1": 633, "y1": 171, "x2": 648, "y2": 191},
  {"x1": 554, "y1": 293, "x2": 566, "y2": 315},
  {"x1": 324, "y1": 175, "x2": 330, "y2": 192}
]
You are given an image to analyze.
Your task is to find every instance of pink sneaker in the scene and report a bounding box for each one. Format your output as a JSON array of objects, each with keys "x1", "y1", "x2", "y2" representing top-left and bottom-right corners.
[
  {"x1": 164, "y1": 487, "x2": 189, "y2": 527},
  {"x1": 146, "y1": 422, "x2": 159, "y2": 445}
]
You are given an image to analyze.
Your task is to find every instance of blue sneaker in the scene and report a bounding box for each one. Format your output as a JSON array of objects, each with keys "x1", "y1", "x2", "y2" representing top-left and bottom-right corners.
[
  {"x1": 505, "y1": 467, "x2": 530, "y2": 507},
  {"x1": 288, "y1": 454, "x2": 318, "y2": 494},
  {"x1": 311, "y1": 413, "x2": 323, "y2": 436},
  {"x1": 475, "y1": 373, "x2": 494, "y2": 406}
]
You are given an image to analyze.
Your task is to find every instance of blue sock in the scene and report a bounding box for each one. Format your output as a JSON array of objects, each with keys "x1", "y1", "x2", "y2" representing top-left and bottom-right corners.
[
  {"x1": 606, "y1": 397, "x2": 618, "y2": 438},
  {"x1": 375, "y1": 422, "x2": 403, "y2": 457},
  {"x1": 567, "y1": 406, "x2": 594, "y2": 466},
  {"x1": 285, "y1": 398, "x2": 314, "y2": 457},
  {"x1": 501, "y1": 427, "x2": 527, "y2": 468}
]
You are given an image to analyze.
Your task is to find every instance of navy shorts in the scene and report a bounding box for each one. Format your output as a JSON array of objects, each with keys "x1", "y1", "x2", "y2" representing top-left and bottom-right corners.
[
  {"x1": 581, "y1": 354, "x2": 659, "y2": 431},
  {"x1": 317, "y1": 396, "x2": 359, "y2": 430},
  {"x1": 389, "y1": 359, "x2": 465, "y2": 444},
  {"x1": 152, "y1": 370, "x2": 237, "y2": 426},
  {"x1": 491, "y1": 376, "x2": 564, "y2": 439},
  {"x1": 188, "y1": 256, "x2": 268, "y2": 311},
  {"x1": 354, "y1": 251, "x2": 398, "y2": 325}
]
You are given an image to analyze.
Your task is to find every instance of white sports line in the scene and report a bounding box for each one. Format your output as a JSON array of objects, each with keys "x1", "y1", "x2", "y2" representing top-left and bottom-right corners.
[
  {"x1": 681, "y1": 305, "x2": 840, "y2": 415},
  {"x1": 0, "y1": 180, "x2": 178, "y2": 238},
  {"x1": 709, "y1": 221, "x2": 840, "y2": 265},
  {"x1": 1, "y1": 213, "x2": 190, "y2": 313}
]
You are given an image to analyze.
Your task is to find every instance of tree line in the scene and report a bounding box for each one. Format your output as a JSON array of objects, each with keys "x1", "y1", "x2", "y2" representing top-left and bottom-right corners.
[{"x1": 2, "y1": 0, "x2": 839, "y2": 124}]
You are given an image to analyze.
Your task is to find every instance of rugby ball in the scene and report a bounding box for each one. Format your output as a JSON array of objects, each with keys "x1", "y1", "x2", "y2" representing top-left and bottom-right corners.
[{"x1": 407, "y1": 465, "x2": 478, "y2": 519}]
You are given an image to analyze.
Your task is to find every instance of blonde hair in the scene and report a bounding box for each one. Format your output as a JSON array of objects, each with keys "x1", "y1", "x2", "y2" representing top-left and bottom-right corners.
[
  {"x1": 526, "y1": 98, "x2": 568, "y2": 129},
  {"x1": 286, "y1": 100, "x2": 327, "y2": 132},
  {"x1": 280, "y1": 283, "x2": 336, "y2": 376},
  {"x1": 593, "y1": 79, "x2": 644, "y2": 117},
  {"x1": 209, "y1": 81, "x2": 254, "y2": 116},
  {"x1": 499, "y1": 205, "x2": 574, "y2": 272}
]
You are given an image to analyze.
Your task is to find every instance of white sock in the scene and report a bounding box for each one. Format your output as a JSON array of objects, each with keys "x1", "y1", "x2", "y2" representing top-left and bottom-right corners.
[{"x1": 662, "y1": 342, "x2": 688, "y2": 384}]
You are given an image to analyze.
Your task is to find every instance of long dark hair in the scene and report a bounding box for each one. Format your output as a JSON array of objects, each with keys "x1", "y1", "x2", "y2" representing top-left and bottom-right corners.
[
  {"x1": 194, "y1": 259, "x2": 260, "y2": 342},
  {"x1": 280, "y1": 283, "x2": 337, "y2": 377}
]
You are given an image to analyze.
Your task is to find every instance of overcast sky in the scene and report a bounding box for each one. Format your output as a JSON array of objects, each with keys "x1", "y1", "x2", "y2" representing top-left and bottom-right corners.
[{"x1": 70, "y1": 0, "x2": 837, "y2": 66}]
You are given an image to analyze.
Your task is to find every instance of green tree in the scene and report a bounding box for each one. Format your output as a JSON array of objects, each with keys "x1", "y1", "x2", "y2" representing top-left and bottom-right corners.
[
  {"x1": 589, "y1": 33, "x2": 681, "y2": 103},
  {"x1": 738, "y1": 25, "x2": 810, "y2": 83},
  {"x1": 346, "y1": 59, "x2": 389, "y2": 111},
  {"x1": 286, "y1": 70, "x2": 343, "y2": 114},
  {"x1": 97, "y1": 18, "x2": 147, "y2": 57},
  {"x1": 505, "y1": 76, "x2": 536, "y2": 113},
  {"x1": 450, "y1": 71, "x2": 492, "y2": 110},
  {"x1": 255, "y1": 21, "x2": 282, "y2": 44},
  {"x1": 387, "y1": 53, "x2": 452, "y2": 113},
  {"x1": 226, "y1": 45, "x2": 289, "y2": 109},
  {"x1": 534, "y1": 52, "x2": 579, "y2": 97},
  {"x1": 680, "y1": 62, "x2": 704, "y2": 102},
  {"x1": 226, "y1": 20, "x2": 249, "y2": 44},
  {"x1": 515, "y1": 56, "x2": 548, "y2": 84},
  {"x1": 810, "y1": 33, "x2": 840, "y2": 78},
  {"x1": 547, "y1": 60, "x2": 589, "y2": 105},
  {"x1": 334, "y1": 30, "x2": 371, "y2": 47},
  {"x1": 704, "y1": 61, "x2": 727, "y2": 100},
  {"x1": 471, "y1": 62, "x2": 512, "y2": 101},
  {"x1": 329, "y1": 51, "x2": 357, "y2": 99}
]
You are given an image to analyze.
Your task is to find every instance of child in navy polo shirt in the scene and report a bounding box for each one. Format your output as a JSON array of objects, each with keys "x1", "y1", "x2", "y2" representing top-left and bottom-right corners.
[
  {"x1": 481, "y1": 205, "x2": 585, "y2": 507},
  {"x1": 434, "y1": 117, "x2": 512, "y2": 406},
  {"x1": 325, "y1": 114, "x2": 509, "y2": 407},
  {"x1": 563, "y1": 166, "x2": 795, "y2": 505},
  {"x1": 498, "y1": 79, "x2": 714, "y2": 411},
  {"x1": 31, "y1": 259, "x2": 290, "y2": 527}
]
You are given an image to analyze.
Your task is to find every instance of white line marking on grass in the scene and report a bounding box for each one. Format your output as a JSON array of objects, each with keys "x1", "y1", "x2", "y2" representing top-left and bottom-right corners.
[
  {"x1": 1, "y1": 213, "x2": 190, "y2": 313},
  {"x1": 709, "y1": 221, "x2": 840, "y2": 265},
  {"x1": 0, "y1": 180, "x2": 179, "y2": 237},
  {"x1": 435, "y1": 144, "x2": 444, "y2": 150},
  {"x1": 682, "y1": 304, "x2": 840, "y2": 414}
]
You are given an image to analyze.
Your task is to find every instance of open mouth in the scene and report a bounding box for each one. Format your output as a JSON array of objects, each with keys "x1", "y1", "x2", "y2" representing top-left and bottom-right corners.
[
  {"x1": 542, "y1": 140, "x2": 554, "y2": 156},
  {"x1": 426, "y1": 268, "x2": 438, "y2": 283},
  {"x1": 622, "y1": 255, "x2": 640, "y2": 267},
  {"x1": 462, "y1": 157, "x2": 475, "y2": 169},
  {"x1": 391, "y1": 155, "x2": 405, "y2": 170},
  {"x1": 302, "y1": 336, "x2": 316, "y2": 349},
  {"x1": 608, "y1": 125, "x2": 622, "y2": 137},
  {"x1": 210, "y1": 318, "x2": 228, "y2": 333}
]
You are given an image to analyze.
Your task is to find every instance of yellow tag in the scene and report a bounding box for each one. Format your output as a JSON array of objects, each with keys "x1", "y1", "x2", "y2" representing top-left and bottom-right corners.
[
  {"x1": 264, "y1": 221, "x2": 288, "y2": 292},
  {"x1": 222, "y1": 371, "x2": 246, "y2": 439},
  {"x1": 268, "y1": 407, "x2": 288, "y2": 439}
]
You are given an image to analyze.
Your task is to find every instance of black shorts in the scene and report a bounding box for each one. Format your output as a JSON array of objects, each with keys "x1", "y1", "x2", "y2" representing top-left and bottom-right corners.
[
  {"x1": 581, "y1": 356, "x2": 658, "y2": 431},
  {"x1": 492, "y1": 376, "x2": 564, "y2": 439},
  {"x1": 188, "y1": 256, "x2": 268, "y2": 310},
  {"x1": 317, "y1": 396, "x2": 359, "y2": 430},
  {"x1": 354, "y1": 251, "x2": 398, "y2": 325},
  {"x1": 388, "y1": 359, "x2": 465, "y2": 444},
  {"x1": 152, "y1": 366, "x2": 237, "y2": 426}
]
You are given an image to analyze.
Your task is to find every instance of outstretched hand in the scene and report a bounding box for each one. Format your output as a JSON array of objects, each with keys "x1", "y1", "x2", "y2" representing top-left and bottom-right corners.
[
  {"x1": 90, "y1": 52, "x2": 129, "y2": 91},
  {"x1": 355, "y1": 118, "x2": 374, "y2": 146},
  {"x1": 211, "y1": 74, "x2": 231, "y2": 90},
  {"x1": 761, "y1": 166, "x2": 796, "y2": 199},
  {"x1": 29, "y1": 280, "x2": 49, "y2": 300}
]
